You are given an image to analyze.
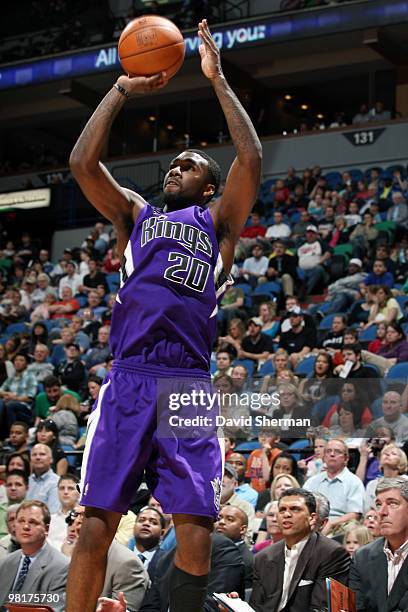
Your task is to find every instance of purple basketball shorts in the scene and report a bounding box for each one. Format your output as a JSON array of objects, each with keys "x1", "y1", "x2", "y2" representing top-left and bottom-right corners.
[{"x1": 79, "y1": 359, "x2": 224, "y2": 518}]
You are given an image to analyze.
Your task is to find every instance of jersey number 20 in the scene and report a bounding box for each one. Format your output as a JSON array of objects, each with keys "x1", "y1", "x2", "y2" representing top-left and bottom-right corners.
[{"x1": 164, "y1": 252, "x2": 211, "y2": 293}]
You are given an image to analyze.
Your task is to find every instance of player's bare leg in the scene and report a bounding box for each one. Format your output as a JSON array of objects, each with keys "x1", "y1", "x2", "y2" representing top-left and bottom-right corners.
[
  {"x1": 170, "y1": 514, "x2": 213, "y2": 612},
  {"x1": 66, "y1": 506, "x2": 121, "y2": 612}
]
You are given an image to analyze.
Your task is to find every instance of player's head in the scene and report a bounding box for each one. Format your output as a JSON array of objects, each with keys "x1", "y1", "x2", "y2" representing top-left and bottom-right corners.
[{"x1": 163, "y1": 149, "x2": 221, "y2": 210}]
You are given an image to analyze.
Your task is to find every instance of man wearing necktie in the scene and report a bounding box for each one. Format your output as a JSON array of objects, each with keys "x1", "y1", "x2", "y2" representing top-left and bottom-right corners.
[
  {"x1": 127, "y1": 506, "x2": 166, "y2": 580},
  {"x1": 0, "y1": 500, "x2": 69, "y2": 612}
]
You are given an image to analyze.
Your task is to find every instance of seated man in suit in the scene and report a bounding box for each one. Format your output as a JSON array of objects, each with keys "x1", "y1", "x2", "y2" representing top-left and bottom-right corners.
[
  {"x1": 349, "y1": 476, "x2": 408, "y2": 612},
  {"x1": 221, "y1": 488, "x2": 350, "y2": 612},
  {"x1": 215, "y1": 505, "x2": 253, "y2": 588},
  {"x1": 0, "y1": 500, "x2": 68, "y2": 612},
  {"x1": 96, "y1": 531, "x2": 245, "y2": 612},
  {"x1": 62, "y1": 505, "x2": 150, "y2": 612},
  {"x1": 127, "y1": 506, "x2": 166, "y2": 580}
]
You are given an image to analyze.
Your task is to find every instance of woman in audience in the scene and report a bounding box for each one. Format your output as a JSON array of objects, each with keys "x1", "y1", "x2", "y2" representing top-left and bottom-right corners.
[
  {"x1": 0, "y1": 343, "x2": 15, "y2": 385},
  {"x1": 255, "y1": 467, "x2": 301, "y2": 514},
  {"x1": 5, "y1": 452, "x2": 31, "y2": 477},
  {"x1": 322, "y1": 380, "x2": 372, "y2": 429},
  {"x1": 29, "y1": 321, "x2": 49, "y2": 353},
  {"x1": 329, "y1": 216, "x2": 349, "y2": 248},
  {"x1": 299, "y1": 351, "x2": 336, "y2": 405},
  {"x1": 367, "y1": 321, "x2": 388, "y2": 354},
  {"x1": 365, "y1": 285, "x2": 403, "y2": 328},
  {"x1": 4, "y1": 336, "x2": 21, "y2": 362},
  {"x1": 253, "y1": 501, "x2": 283, "y2": 553},
  {"x1": 349, "y1": 284, "x2": 377, "y2": 326},
  {"x1": 377, "y1": 321, "x2": 408, "y2": 362},
  {"x1": 217, "y1": 318, "x2": 246, "y2": 356},
  {"x1": 259, "y1": 348, "x2": 292, "y2": 394},
  {"x1": 259, "y1": 302, "x2": 279, "y2": 338},
  {"x1": 103, "y1": 243, "x2": 120, "y2": 273},
  {"x1": 328, "y1": 404, "x2": 367, "y2": 448},
  {"x1": 356, "y1": 426, "x2": 395, "y2": 485},
  {"x1": 364, "y1": 443, "x2": 408, "y2": 510},
  {"x1": 343, "y1": 524, "x2": 372, "y2": 556},
  {"x1": 49, "y1": 394, "x2": 80, "y2": 452},
  {"x1": 34, "y1": 418, "x2": 68, "y2": 476},
  {"x1": 255, "y1": 473, "x2": 300, "y2": 545}
]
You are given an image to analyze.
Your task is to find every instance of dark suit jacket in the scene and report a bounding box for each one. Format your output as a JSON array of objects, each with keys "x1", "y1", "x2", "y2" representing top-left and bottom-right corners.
[
  {"x1": 236, "y1": 540, "x2": 254, "y2": 589},
  {"x1": 349, "y1": 537, "x2": 408, "y2": 612},
  {"x1": 140, "y1": 533, "x2": 245, "y2": 612},
  {"x1": 250, "y1": 532, "x2": 350, "y2": 612},
  {"x1": 145, "y1": 547, "x2": 166, "y2": 582}
]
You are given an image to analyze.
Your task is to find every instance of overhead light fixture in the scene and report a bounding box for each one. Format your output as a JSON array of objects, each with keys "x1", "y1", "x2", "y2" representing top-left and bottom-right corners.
[
  {"x1": 301, "y1": 104, "x2": 309, "y2": 111},
  {"x1": 284, "y1": 94, "x2": 292, "y2": 100},
  {"x1": 166, "y1": 124, "x2": 174, "y2": 130},
  {"x1": 317, "y1": 113, "x2": 324, "y2": 119},
  {"x1": 148, "y1": 115, "x2": 156, "y2": 122},
  {"x1": 200, "y1": 141, "x2": 208, "y2": 147}
]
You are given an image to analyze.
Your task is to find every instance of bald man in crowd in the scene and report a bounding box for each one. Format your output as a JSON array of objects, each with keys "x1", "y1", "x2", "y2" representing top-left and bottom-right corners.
[{"x1": 27, "y1": 443, "x2": 60, "y2": 513}]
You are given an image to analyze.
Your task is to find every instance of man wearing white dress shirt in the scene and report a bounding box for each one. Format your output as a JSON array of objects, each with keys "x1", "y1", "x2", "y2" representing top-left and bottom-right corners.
[
  {"x1": 47, "y1": 474, "x2": 80, "y2": 551},
  {"x1": 249, "y1": 488, "x2": 349, "y2": 611},
  {"x1": 265, "y1": 212, "x2": 291, "y2": 241},
  {"x1": 350, "y1": 477, "x2": 408, "y2": 611}
]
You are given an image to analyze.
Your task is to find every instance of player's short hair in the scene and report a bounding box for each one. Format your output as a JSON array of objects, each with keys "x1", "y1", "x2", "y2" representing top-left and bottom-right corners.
[{"x1": 187, "y1": 149, "x2": 221, "y2": 192}]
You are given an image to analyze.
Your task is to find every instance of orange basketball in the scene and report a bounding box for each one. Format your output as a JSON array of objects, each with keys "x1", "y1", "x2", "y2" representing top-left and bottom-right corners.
[{"x1": 118, "y1": 15, "x2": 185, "y2": 80}]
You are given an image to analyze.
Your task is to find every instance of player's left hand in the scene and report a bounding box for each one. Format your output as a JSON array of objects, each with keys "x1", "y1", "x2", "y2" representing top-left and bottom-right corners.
[{"x1": 198, "y1": 19, "x2": 223, "y2": 80}]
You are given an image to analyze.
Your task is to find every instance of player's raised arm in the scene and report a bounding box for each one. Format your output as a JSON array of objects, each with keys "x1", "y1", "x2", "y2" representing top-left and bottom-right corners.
[
  {"x1": 198, "y1": 20, "x2": 262, "y2": 268},
  {"x1": 69, "y1": 73, "x2": 168, "y2": 256}
]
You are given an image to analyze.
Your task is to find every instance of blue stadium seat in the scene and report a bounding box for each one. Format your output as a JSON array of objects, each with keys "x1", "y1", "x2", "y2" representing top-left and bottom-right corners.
[
  {"x1": 386, "y1": 164, "x2": 406, "y2": 178},
  {"x1": 294, "y1": 356, "x2": 316, "y2": 376},
  {"x1": 325, "y1": 171, "x2": 342, "y2": 188},
  {"x1": 311, "y1": 395, "x2": 339, "y2": 422},
  {"x1": 287, "y1": 439, "x2": 310, "y2": 461},
  {"x1": 385, "y1": 362, "x2": 408, "y2": 381},
  {"x1": 234, "y1": 440, "x2": 260, "y2": 455},
  {"x1": 210, "y1": 360, "x2": 217, "y2": 374},
  {"x1": 106, "y1": 272, "x2": 120, "y2": 293},
  {"x1": 319, "y1": 314, "x2": 337, "y2": 330},
  {"x1": 349, "y1": 168, "x2": 363, "y2": 182},
  {"x1": 76, "y1": 295, "x2": 88, "y2": 307},
  {"x1": 370, "y1": 397, "x2": 383, "y2": 419},
  {"x1": 5, "y1": 322, "x2": 27, "y2": 335},
  {"x1": 396, "y1": 295, "x2": 408, "y2": 309},
  {"x1": 258, "y1": 360, "x2": 275, "y2": 376},
  {"x1": 359, "y1": 326, "x2": 377, "y2": 341},
  {"x1": 235, "y1": 283, "x2": 252, "y2": 296},
  {"x1": 253, "y1": 282, "x2": 281, "y2": 296},
  {"x1": 232, "y1": 359, "x2": 255, "y2": 376}
]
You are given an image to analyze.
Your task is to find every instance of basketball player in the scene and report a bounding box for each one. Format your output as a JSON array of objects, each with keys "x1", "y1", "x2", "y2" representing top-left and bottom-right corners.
[{"x1": 66, "y1": 19, "x2": 261, "y2": 612}]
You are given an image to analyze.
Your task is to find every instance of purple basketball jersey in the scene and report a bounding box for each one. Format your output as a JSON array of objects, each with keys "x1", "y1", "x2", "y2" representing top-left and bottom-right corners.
[{"x1": 110, "y1": 204, "x2": 230, "y2": 369}]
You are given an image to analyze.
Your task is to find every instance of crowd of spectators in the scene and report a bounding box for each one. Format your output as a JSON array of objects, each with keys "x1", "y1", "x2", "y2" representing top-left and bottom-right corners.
[{"x1": 0, "y1": 158, "x2": 407, "y2": 608}]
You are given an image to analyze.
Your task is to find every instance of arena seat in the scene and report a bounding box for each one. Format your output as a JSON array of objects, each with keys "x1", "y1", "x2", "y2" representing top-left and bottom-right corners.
[
  {"x1": 233, "y1": 359, "x2": 255, "y2": 376},
  {"x1": 385, "y1": 362, "x2": 408, "y2": 381},
  {"x1": 324, "y1": 171, "x2": 342, "y2": 188},
  {"x1": 319, "y1": 314, "x2": 337, "y2": 330},
  {"x1": 210, "y1": 360, "x2": 217, "y2": 374},
  {"x1": 370, "y1": 397, "x2": 384, "y2": 419},
  {"x1": 396, "y1": 295, "x2": 408, "y2": 309},
  {"x1": 294, "y1": 356, "x2": 316, "y2": 376},
  {"x1": 253, "y1": 281, "x2": 281, "y2": 296},
  {"x1": 258, "y1": 360, "x2": 275, "y2": 376},
  {"x1": 5, "y1": 322, "x2": 28, "y2": 335},
  {"x1": 349, "y1": 168, "x2": 364, "y2": 182},
  {"x1": 359, "y1": 326, "x2": 377, "y2": 341},
  {"x1": 333, "y1": 244, "x2": 353, "y2": 258},
  {"x1": 106, "y1": 272, "x2": 120, "y2": 293},
  {"x1": 311, "y1": 395, "x2": 339, "y2": 422}
]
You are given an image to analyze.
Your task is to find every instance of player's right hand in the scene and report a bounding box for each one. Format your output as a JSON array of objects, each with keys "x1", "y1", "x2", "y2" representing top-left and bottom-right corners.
[{"x1": 116, "y1": 72, "x2": 168, "y2": 96}]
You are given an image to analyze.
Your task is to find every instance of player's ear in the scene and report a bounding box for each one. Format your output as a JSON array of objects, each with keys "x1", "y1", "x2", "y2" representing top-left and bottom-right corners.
[{"x1": 203, "y1": 183, "x2": 215, "y2": 199}]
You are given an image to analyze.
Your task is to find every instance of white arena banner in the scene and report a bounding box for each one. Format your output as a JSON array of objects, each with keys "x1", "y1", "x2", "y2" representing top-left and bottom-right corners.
[{"x1": 0, "y1": 188, "x2": 51, "y2": 211}]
